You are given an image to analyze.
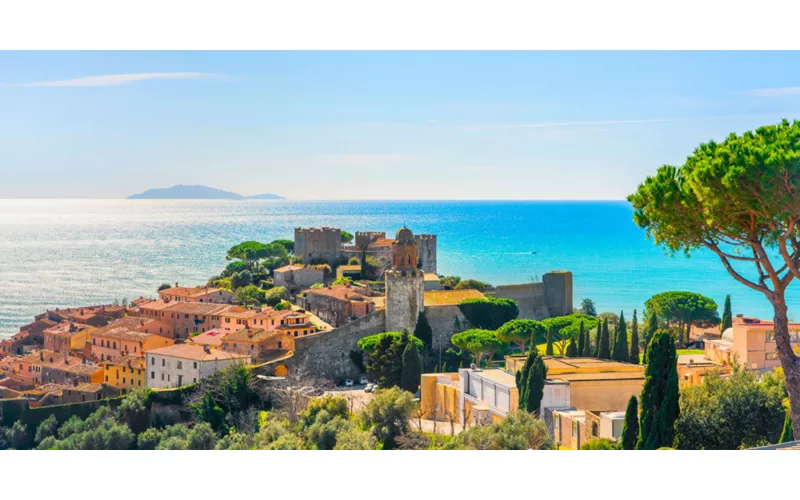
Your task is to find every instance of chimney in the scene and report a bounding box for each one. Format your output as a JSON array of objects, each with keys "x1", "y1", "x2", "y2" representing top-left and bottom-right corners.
[
  {"x1": 175, "y1": 282, "x2": 179, "y2": 288},
  {"x1": 203, "y1": 344, "x2": 211, "y2": 354}
]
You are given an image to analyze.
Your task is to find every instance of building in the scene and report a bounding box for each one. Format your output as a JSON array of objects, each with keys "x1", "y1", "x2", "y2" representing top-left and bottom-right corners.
[
  {"x1": 385, "y1": 227, "x2": 425, "y2": 333},
  {"x1": 146, "y1": 344, "x2": 249, "y2": 389},
  {"x1": 17, "y1": 350, "x2": 103, "y2": 386},
  {"x1": 677, "y1": 353, "x2": 730, "y2": 386},
  {"x1": 221, "y1": 326, "x2": 292, "y2": 360},
  {"x1": 299, "y1": 284, "x2": 376, "y2": 327},
  {"x1": 43, "y1": 321, "x2": 94, "y2": 355},
  {"x1": 423, "y1": 273, "x2": 442, "y2": 291},
  {"x1": 705, "y1": 314, "x2": 800, "y2": 372},
  {"x1": 90, "y1": 317, "x2": 174, "y2": 361},
  {"x1": 158, "y1": 285, "x2": 235, "y2": 304},
  {"x1": 294, "y1": 227, "x2": 342, "y2": 265},
  {"x1": 187, "y1": 329, "x2": 228, "y2": 349},
  {"x1": 36, "y1": 304, "x2": 126, "y2": 328},
  {"x1": 25, "y1": 382, "x2": 117, "y2": 407},
  {"x1": 336, "y1": 264, "x2": 362, "y2": 281},
  {"x1": 273, "y1": 264, "x2": 325, "y2": 291},
  {"x1": 103, "y1": 356, "x2": 147, "y2": 393},
  {"x1": 490, "y1": 271, "x2": 573, "y2": 320},
  {"x1": 136, "y1": 301, "x2": 231, "y2": 339},
  {"x1": 550, "y1": 408, "x2": 586, "y2": 449}
]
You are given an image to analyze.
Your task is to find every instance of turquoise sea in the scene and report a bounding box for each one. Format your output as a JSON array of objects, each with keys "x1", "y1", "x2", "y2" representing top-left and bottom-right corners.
[{"x1": 0, "y1": 199, "x2": 794, "y2": 337}]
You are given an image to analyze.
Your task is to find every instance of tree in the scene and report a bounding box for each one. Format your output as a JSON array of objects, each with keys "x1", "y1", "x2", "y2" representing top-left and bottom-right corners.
[
  {"x1": 158, "y1": 283, "x2": 172, "y2": 292},
  {"x1": 264, "y1": 286, "x2": 288, "y2": 307},
  {"x1": 780, "y1": 408, "x2": 795, "y2": 443},
  {"x1": 450, "y1": 410, "x2": 553, "y2": 450},
  {"x1": 545, "y1": 327, "x2": 554, "y2": 356},
  {"x1": 577, "y1": 321, "x2": 586, "y2": 355},
  {"x1": 497, "y1": 319, "x2": 546, "y2": 354},
  {"x1": 674, "y1": 370, "x2": 785, "y2": 449},
  {"x1": 598, "y1": 318, "x2": 611, "y2": 359},
  {"x1": 230, "y1": 270, "x2": 253, "y2": 290},
  {"x1": 341, "y1": 231, "x2": 354, "y2": 244},
  {"x1": 400, "y1": 342, "x2": 422, "y2": 394},
  {"x1": 454, "y1": 279, "x2": 490, "y2": 292},
  {"x1": 644, "y1": 291, "x2": 719, "y2": 347},
  {"x1": 593, "y1": 323, "x2": 601, "y2": 357},
  {"x1": 579, "y1": 298, "x2": 597, "y2": 316},
  {"x1": 629, "y1": 121, "x2": 800, "y2": 433},
  {"x1": 517, "y1": 351, "x2": 547, "y2": 415},
  {"x1": 359, "y1": 387, "x2": 417, "y2": 449},
  {"x1": 621, "y1": 396, "x2": 639, "y2": 450},
  {"x1": 440, "y1": 276, "x2": 461, "y2": 288},
  {"x1": 451, "y1": 329, "x2": 506, "y2": 366},
  {"x1": 644, "y1": 312, "x2": 658, "y2": 364},
  {"x1": 637, "y1": 330, "x2": 679, "y2": 449},
  {"x1": 542, "y1": 314, "x2": 599, "y2": 356},
  {"x1": 236, "y1": 284, "x2": 265, "y2": 306},
  {"x1": 358, "y1": 331, "x2": 423, "y2": 388},
  {"x1": 271, "y1": 239, "x2": 294, "y2": 254},
  {"x1": 458, "y1": 297, "x2": 519, "y2": 330},
  {"x1": 612, "y1": 311, "x2": 629, "y2": 362},
  {"x1": 191, "y1": 392, "x2": 228, "y2": 433},
  {"x1": 359, "y1": 246, "x2": 368, "y2": 278},
  {"x1": 333, "y1": 426, "x2": 378, "y2": 450},
  {"x1": 35, "y1": 414, "x2": 59, "y2": 444},
  {"x1": 583, "y1": 323, "x2": 593, "y2": 357},
  {"x1": 566, "y1": 337, "x2": 578, "y2": 358},
  {"x1": 581, "y1": 438, "x2": 619, "y2": 450},
  {"x1": 413, "y1": 311, "x2": 433, "y2": 349},
  {"x1": 630, "y1": 309, "x2": 640, "y2": 364},
  {"x1": 721, "y1": 294, "x2": 733, "y2": 332},
  {"x1": 7, "y1": 421, "x2": 29, "y2": 450}
]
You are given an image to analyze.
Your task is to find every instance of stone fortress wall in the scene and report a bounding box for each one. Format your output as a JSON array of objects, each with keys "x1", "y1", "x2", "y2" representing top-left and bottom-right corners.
[
  {"x1": 294, "y1": 227, "x2": 342, "y2": 265},
  {"x1": 414, "y1": 234, "x2": 437, "y2": 274},
  {"x1": 491, "y1": 271, "x2": 573, "y2": 320}
]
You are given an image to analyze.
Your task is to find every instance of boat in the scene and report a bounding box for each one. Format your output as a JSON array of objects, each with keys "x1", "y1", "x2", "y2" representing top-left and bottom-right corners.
[{"x1": 531, "y1": 251, "x2": 537, "y2": 254}]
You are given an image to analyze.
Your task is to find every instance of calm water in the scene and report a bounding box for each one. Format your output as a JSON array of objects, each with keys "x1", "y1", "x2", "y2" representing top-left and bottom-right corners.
[{"x1": 0, "y1": 199, "x2": 793, "y2": 337}]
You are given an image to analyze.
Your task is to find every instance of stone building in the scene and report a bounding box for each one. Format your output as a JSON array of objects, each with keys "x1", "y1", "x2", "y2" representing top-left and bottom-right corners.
[
  {"x1": 414, "y1": 234, "x2": 437, "y2": 274},
  {"x1": 491, "y1": 271, "x2": 573, "y2": 320},
  {"x1": 299, "y1": 284, "x2": 376, "y2": 327},
  {"x1": 385, "y1": 227, "x2": 425, "y2": 333},
  {"x1": 294, "y1": 227, "x2": 342, "y2": 265},
  {"x1": 273, "y1": 264, "x2": 325, "y2": 292}
]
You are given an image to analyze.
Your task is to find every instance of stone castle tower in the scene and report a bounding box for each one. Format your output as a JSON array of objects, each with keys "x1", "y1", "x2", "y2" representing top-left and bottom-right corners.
[
  {"x1": 294, "y1": 227, "x2": 342, "y2": 265},
  {"x1": 385, "y1": 226, "x2": 425, "y2": 333}
]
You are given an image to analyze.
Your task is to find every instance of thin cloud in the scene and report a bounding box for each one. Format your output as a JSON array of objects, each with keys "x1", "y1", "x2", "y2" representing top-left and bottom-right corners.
[
  {"x1": 461, "y1": 118, "x2": 671, "y2": 130},
  {"x1": 3, "y1": 72, "x2": 220, "y2": 88},
  {"x1": 733, "y1": 87, "x2": 800, "y2": 97},
  {"x1": 314, "y1": 153, "x2": 416, "y2": 166}
]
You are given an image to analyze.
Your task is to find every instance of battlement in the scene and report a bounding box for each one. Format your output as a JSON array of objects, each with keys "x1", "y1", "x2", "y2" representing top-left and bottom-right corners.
[
  {"x1": 415, "y1": 234, "x2": 437, "y2": 241},
  {"x1": 295, "y1": 227, "x2": 341, "y2": 234}
]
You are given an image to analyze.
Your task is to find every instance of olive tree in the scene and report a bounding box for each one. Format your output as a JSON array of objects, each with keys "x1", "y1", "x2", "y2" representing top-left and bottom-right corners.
[{"x1": 628, "y1": 120, "x2": 800, "y2": 433}]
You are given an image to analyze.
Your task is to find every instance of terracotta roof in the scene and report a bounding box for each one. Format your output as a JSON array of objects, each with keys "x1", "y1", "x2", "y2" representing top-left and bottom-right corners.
[
  {"x1": 424, "y1": 273, "x2": 440, "y2": 282},
  {"x1": 164, "y1": 302, "x2": 232, "y2": 315},
  {"x1": 223, "y1": 327, "x2": 279, "y2": 343},
  {"x1": 274, "y1": 264, "x2": 306, "y2": 273},
  {"x1": 187, "y1": 329, "x2": 228, "y2": 348},
  {"x1": 91, "y1": 317, "x2": 156, "y2": 341},
  {"x1": 306, "y1": 284, "x2": 373, "y2": 302},
  {"x1": 423, "y1": 289, "x2": 485, "y2": 306},
  {"x1": 220, "y1": 306, "x2": 258, "y2": 319},
  {"x1": 104, "y1": 355, "x2": 146, "y2": 369},
  {"x1": 146, "y1": 344, "x2": 249, "y2": 362},
  {"x1": 35, "y1": 382, "x2": 104, "y2": 396},
  {"x1": 43, "y1": 321, "x2": 93, "y2": 338},
  {"x1": 20, "y1": 350, "x2": 101, "y2": 376},
  {"x1": 160, "y1": 286, "x2": 225, "y2": 298}
]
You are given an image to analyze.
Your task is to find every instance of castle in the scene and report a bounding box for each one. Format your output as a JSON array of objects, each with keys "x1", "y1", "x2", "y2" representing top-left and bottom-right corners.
[{"x1": 294, "y1": 226, "x2": 437, "y2": 274}]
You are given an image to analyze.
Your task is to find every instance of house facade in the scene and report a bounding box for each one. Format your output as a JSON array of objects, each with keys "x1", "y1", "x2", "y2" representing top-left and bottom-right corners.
[{"x1": 146, "y1": 344, "x2": 249, "y2": 389}]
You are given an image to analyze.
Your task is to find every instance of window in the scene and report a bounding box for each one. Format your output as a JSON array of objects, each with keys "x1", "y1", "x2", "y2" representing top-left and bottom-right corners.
[
  {"x1": 113, "y1": 342, "x2": 117, "y2": 349},
  {"x1": 105, "y1": 375, "x2": 108, "y2": 382},
  {"x1": 123, "y1": 378, "x2": 126, "y2": 384},
  {"x1": 592, "y1": 422, "x2": 599, "y2": 437},
  {"x1": 162, "y1": 359, "x2": 165, "y2": 367},
  {"x1": 138, "y1": 380, "x2": 141, "y2": 386},
  {"x1": 767, "y1": 352, "x2": 779, "y2": 360},
  {"x1": 193, "y1": 362, "x2": 197, "y2": 369},
  {"x1": 177, "y1": 361, "x2": 183, "y2": 370},
  {"x1": 193, "y1": 378, "x2": 197, "y2": 383},
  {"x1": 151, "y1": 357, "x2": 155, "y2": 364},
  {"x1": 167, "y1": 374, "x2": 170, "y2": 382},
  {"x1": 151, "y1": 371, "x2": 155, "y2": 379},
  {"x1": 161, "y1": 373, "x2": 165, "y2": 380},
  {"x1": 766, "y1": 330, "x2": 775, "y2": 343},
  {"x1": 278, "y1": 341, "x2": 282, "y2": 349}
]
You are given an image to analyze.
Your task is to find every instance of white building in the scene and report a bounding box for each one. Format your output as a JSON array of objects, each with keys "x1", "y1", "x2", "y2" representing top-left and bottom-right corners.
[{"x1": 146, "y1": 344, "x2": 249, "y2": 389}]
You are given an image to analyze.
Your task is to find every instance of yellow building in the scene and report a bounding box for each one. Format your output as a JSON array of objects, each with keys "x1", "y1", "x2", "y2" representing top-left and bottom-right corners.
[
  {"x1": 103, "y1": 356, "x2": 147, "y2": 393},
  {"x1": 420, "y1": 368, "x2": 519, "y2": 426},
  {"x1": 420, "y1": 373, "x2": 461, "y2": 421},
  {"x1": 676, "y1": 354, "x2": 730, "y2": 386}
]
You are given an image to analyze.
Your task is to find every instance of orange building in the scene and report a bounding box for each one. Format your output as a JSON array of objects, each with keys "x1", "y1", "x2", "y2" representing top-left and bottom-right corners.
[
  {"x1": 43, "y1": 321, "x2": 94, "y2": 355},
  {"x1": 103, "y1": 356, "x2": 147, "y2": 393},
  {"x1": 221, "y1": 326, "x2": 292, "y2": 360},
  {"x1": 705, "y1": 315, "x2": 800, "y2": 372},
  {"x1": 90, "y1": 317, "x2": 174, "y2": 361},
  {"x1": 158, "y1": 285, "x2": 235, "y2": 304}
]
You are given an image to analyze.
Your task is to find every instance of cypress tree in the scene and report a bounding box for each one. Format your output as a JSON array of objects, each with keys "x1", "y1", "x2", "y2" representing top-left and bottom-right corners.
[
  {"x1": 583, "y1": 324, "x2": 593, "y2": 357},
  {"x1": 524, "y1": 355, "x2": 547, "y2": 415},
  {"x1": 400, "y1": 342, "x2": 422, "y2": 394},
  {"x1": 721, "y1": 294, "x2": 733, "y2": 332},
  {"x1": 594, "y1": 323, "x2": 602, "y2": 357},
  {"x1": 517, "y1": 350, "x2": 537, "y2": 411},
  {"x1": 360, "y1": 246, "x2": 368, "y2": 278},
  {"x1": 621, "y1": 395, "x2": 639, "y2": 450},
  {"x1": 566, "y1": 337, "x2": 578, "y2": 358},
  {"x1": 644, "y1": 312, "x2": 658, "y2": 364},
  {"x1": 413, "y1": 311, "x2": 433, "y2": 349},
  {"x1": 636, "y1": 330, "x2": 679, "y2": 450},
  {"x1": 577, "y1": 321, "x2": 586, "y2": 355},
  {"x1": 545, "y1": 327, "x2": 554, "y2": 356},
  {"x1": 612, "y1": 311, "x2": 629, "y2": 362},
  {"x1": 630, "y1": 309, "x2": 640, "y2": 364},
  {"x1": 598, "y1": 318, "x2": 611, "y2": 359},
  {"x1": 780, "y1": 409, "x2": 795, "y2": 443}
]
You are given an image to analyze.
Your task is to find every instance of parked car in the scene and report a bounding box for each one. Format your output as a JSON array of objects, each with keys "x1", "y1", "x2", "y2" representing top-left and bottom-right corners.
[
  {"x1": 364, "y1": 383, "x2": 375, "y2": 393},
  {"x1": 359, "y1": 376, "x2": 369, "y2": 385},
  {"x1": 344, "y1": 379, "x2": 354, "y2": 387}
]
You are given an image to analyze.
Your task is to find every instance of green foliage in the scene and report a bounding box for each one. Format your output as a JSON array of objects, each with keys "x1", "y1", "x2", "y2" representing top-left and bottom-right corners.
[
  {"x1": 580, "y1": 438, "x2": 619, "y2": 450},
  {"x1": 598, "y1": 318, "x2": 611, "y2": 359},
  {"x1": 644, "y1": 313, "x2": 658, "y2": 364},
  {"x1": 158, "y1": 283, "x2": 172, "y2": 292},
  {"x1": 359, "y1": 387, "x2": 417, "y2": 449},
  {"x1": 566, "y1": 337, "x2": 578, "y2": 357},
  {"x1": 400, "y1": 341, "x2": 423, "y2": 394},
  {"x1": 577, "y1": 321, "x2": 585, "y2": 355},
  {"x1": 191, "y1": 392, "x2": 228, "y2": 433},
  {"x1": 578, "y1": 298, "x2": 597, "y2": 316},
  {"x1": 34, "y1": 414, "x2": 58, "y2": 445},
  {"x1": 451, "y1": 329, "x2": 506, "y2": 365},
  {"x1": 721, "y1": 294, "x2": 733, "y2": 332},
  {"x1": 780, "y1": 409, "x2": 795, "y2": 443},
  {"x1": 637, "y1": 330, "x2": 679, "y2": 450},
  {"x1": 272, "y1": 239, "x2": 294, "y2": 254},
  {"x1": 347, "y1": 256, "x2": 360, "y2": 265},
  {"x1": 333, "y1": 276, "x2": 352, "y2": 286},
  {"x1": 413, "y1": 311, "x2": 433, "y2": 348},
  {"x1": 450, "y1": 411, "x2": 553, "y2": 450},
  {"x1": 222, "y1": 260, "x2": 248, "y2": 277},
  {"x1": 458, "y1": 297, "x2": 519, "y2": 330},
  {"x1": 630, "y1": 310, "x2": 640, "y2": 364},
  {"x1": 612, "y1": 311, "x2": 629, "y2": 362},
  {"x1": 117, "y1": 390, "x2": 150, "y2": 435},
  {"x1": 264, "y1": 286, "x2": 288, "y2": 306},
  {"x1": 517, "y1": 351, "x2": 547, "y2": 415},
  {"x1": 440, "y1": 276, "x2": 461, "y2": 288},
  {"x1": 301, "y1": 396, "x2": 349, "y2": 428},
  {"x1": 7, "y1": 421, "x2": 29, "y2": 450},
  {"x1": 644, "y1": 291, "x2": 719, "y2": 346},
  {"x1": 496, "y1": 319, "x2": 546, "y2": 353},
  {"x1": 674, "y1": 370, "x2": 785, "y2": 449},
  {"x1": 545, "y1": 327, "x2": 554, "y2": 356},
  {"x1": 621, "y1": 396, "x2": 639, "y2": 450},
  {"x1": 358, "y1": 331, "x2": 423, "y2": 388},
  {"x1": 236, "y1": 284, "x2": 265, "y2": 305},
  {"x1": 274, "y1": 299, "x2": 291, "y2": 310},
  {"x1": 226, "y1": 241, "x2": 288, "y2": 270},
  {"x1": 341, "y1": 231, "x2": 354, "y2": 243},
  {"x1": 454, "y1": 279, "x2": 490, "y2": 292},
  {"x1": 349, "y1": 349, "x2": 366, "y2": 372},
  {"x1": 231, "y1": 270, "x2": 253, "y2": 290}
]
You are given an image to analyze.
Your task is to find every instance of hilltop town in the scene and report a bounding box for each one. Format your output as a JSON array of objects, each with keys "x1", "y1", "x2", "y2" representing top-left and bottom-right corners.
[{"x1": 1, "y1": 224, "x2": 797, "y2": 450}]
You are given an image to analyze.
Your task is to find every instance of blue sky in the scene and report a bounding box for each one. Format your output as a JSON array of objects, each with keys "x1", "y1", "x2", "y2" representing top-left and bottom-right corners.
[{"x1": 2, "y1": 51, "x2": 800, "y2": 200}]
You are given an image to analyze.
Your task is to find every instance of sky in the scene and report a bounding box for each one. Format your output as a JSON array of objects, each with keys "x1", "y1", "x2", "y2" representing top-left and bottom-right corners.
[{"x1": 2, "y1": 51, "x2": 800, "y2": 200}]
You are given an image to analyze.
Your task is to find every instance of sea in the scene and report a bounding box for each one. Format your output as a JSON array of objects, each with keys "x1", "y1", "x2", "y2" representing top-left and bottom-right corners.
[{"x1": 0, "y1": 199, "x2": 795, "y2": 337}]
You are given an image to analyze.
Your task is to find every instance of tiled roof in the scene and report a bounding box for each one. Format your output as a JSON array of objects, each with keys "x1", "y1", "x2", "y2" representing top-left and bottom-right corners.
[
  {"x1": 91, "y1": 317, "x2": 156, "y2": 341},
  {"x1": 160, "y1": 286, "x2": 225, "y2": 298},
  {"x1": 43, "y1": 321, "x2": 93, "y2": 337},
  {"x1": 147, "y1": 344, "x2": 249, "y2": 362},
  {"x1": 306, "y1": 284, "x2": 373, "y2": 302},
  {"x1": 104, "y1": 355, "x2": 146, "y2": 369},
  {"x1": 423, "y1": 289, "x2": 485, "y2": 306},
  {"x1": 274, "y1": 264, "x2": 306, "y2": 273},
  {"x1": 223, "y1": 327, "x2": 279, "y2": 343}
]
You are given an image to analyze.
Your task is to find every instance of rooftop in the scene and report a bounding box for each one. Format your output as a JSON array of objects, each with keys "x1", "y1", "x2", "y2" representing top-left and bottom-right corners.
[
  {"x1": 91, "y1": 317, "x2": 156, "y2": 341},
  {"x1": 160, "y1": 286, "x2": 225, "y2": 298},
  {"x1": 464, "y1": 368, "x2": 517, "y2": 387},
  {"x1": 423, "y1": 289, "x2": 485, "y2": 306},
  {"x1": 43, "y1": 321, "x2": 93, "y2": 337},
  {"x1": 274, "y1": 264, "x2": 307, "y2": 273},
  {"x1": 147, "y1": 344, "x2": 250, "y2": 362},
  {"x1": 306, "y1": 284, "x2": 373, "y2": 302},
  {"x1": 187, "y1": 329, "x2": 227, "y2": 348},
  {"x1": 223, "y1": 327, "x2": 280, "y2": 343}
]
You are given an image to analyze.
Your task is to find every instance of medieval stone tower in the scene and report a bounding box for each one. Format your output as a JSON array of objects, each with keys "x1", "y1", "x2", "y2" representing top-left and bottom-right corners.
[
  {"x1": 385, "y1": 226, "x2": 425, "y2": 333},
  {"x1": 294, "y1": 227, "x2": 342, "y2": 265},
  {"x1": 414, "y1": 234, "x2": 437, "y2": 274}
]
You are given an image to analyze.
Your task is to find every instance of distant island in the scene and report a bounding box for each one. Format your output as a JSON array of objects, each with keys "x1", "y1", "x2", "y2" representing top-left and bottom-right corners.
[{"x1": 127, "y1": 185, "x2": 285, "y2": 200}]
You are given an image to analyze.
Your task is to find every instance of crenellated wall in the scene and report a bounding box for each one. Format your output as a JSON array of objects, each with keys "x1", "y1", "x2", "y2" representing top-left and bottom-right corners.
[
  {"x1": 414, "y1": 234, "x2": 437, "y2": 274},
  {"x1": 294, "y1": 227, "x2": 342, "y2": 265}
]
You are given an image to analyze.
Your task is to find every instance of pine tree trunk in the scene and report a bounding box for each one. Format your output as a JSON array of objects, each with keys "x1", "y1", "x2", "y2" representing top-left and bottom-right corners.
[{"x1": 770, "y1": 293, "x2": 800, "y2": 436}]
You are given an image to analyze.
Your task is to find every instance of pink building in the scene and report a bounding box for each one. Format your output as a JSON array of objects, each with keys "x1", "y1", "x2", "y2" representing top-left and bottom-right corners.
[{"x1": 705, "y1": 315, "x2": 800, "y2": 372}]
